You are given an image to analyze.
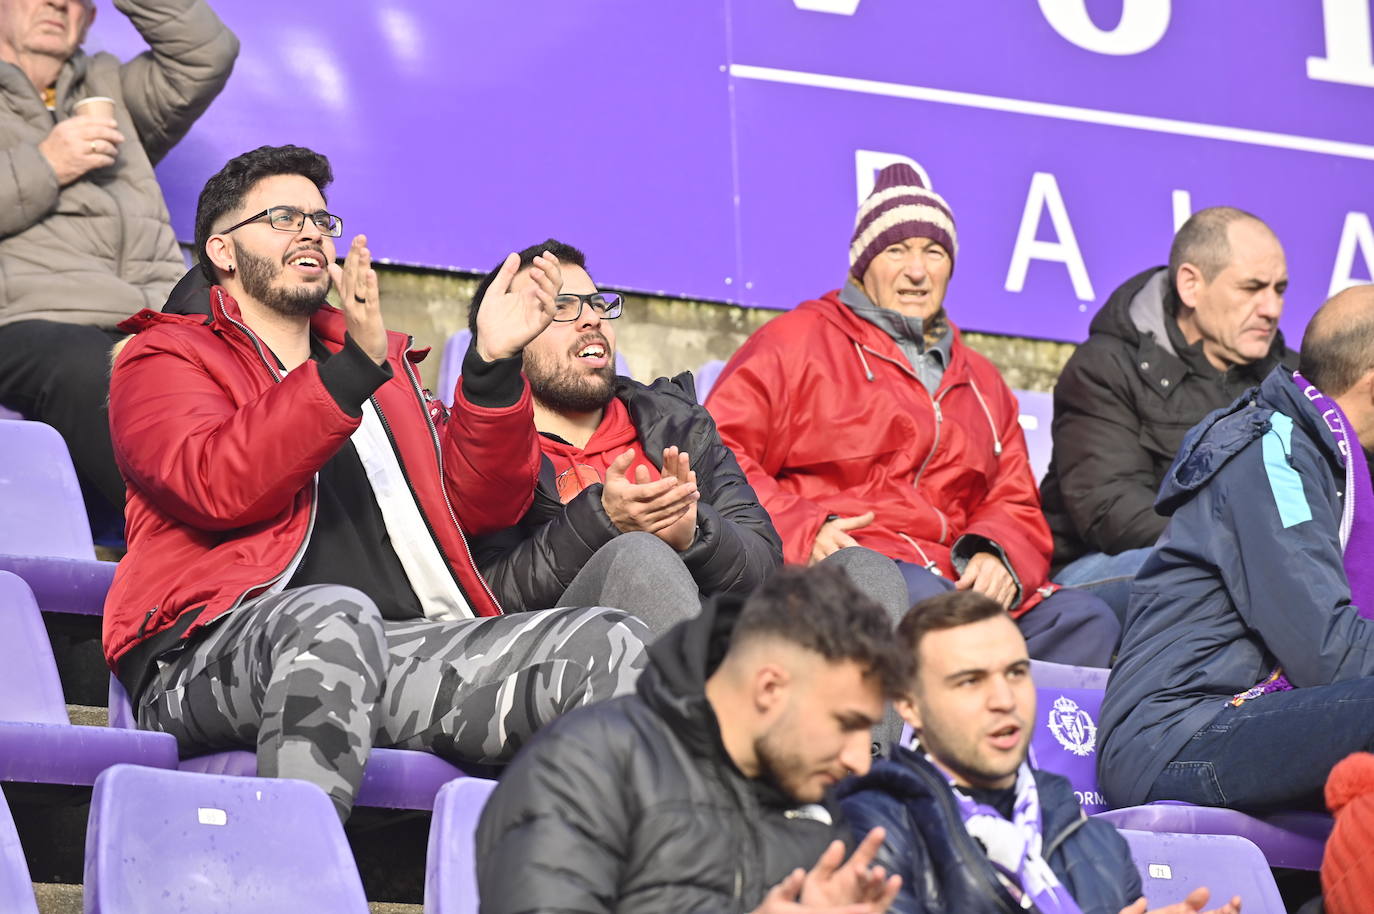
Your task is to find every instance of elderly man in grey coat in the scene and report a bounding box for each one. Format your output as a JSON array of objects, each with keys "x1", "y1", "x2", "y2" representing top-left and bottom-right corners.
[{"x1": 0, "y1": 0, "x2": 237, "y2": 519}]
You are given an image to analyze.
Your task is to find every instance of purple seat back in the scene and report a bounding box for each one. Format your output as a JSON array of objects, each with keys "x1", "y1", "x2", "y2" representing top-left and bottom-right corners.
[
  {"x1": 695, "y1": 359, "x2": 726, "y2": 403},
  {"x1": 1030, "y1": 659, "x2": 1110, "y2": 691},
  {"x1": 1117, "y1": 828, "x2": 1285, "y2": 914},
  {"x1": 436, "y1": 329, "x2": 473, "y2": 407},
  {"x1": 424, "y1": 777, "x2": 498, "y2": 914},
  {"x1": 1013, "y1": 389, "x2": 1054, "y2": 484},
  {"x1": 1029, "y1": 682, "x2": 1107, "y2": 814},
  {"x1": 85, "y1": 764, "x2": 369, "y2": 914},
  {"x1": 0, "y1": 787, "x2": 39, "y2": 914},
  {"x1": 1098, "y1": 803, "x2": 1330, "y2": 871},
  {"x1": 0, "y1": 572, "x2": 70, "y2": 725},
  {"x1": 0, "y1": 420, "x2": 95, "y2": 560},
  {"x1": 0, "y1": 406, "x2": 23, "y2": 421}
]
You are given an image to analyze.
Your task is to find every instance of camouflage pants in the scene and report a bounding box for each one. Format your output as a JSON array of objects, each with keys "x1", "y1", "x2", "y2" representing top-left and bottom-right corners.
[{"x1": 136, "y1": 584, "x2": 649, "y2": 820}]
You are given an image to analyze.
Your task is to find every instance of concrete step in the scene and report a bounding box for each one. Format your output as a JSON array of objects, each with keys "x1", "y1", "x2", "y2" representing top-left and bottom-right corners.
[
  {"x1": 66, "y1": 705, "x2": 106, "y2": 728},
  {"x1": 34, "y1": 883, "x2": 423, "y2": 914}
]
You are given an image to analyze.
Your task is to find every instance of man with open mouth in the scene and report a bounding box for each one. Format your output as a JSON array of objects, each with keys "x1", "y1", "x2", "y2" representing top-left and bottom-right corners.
[
  {"x1": 840, "y1": 590, "x2": 1239, "y2": 914},
  {"x1": 466, "y1": 239, "x2": 787, "y2": 638}
]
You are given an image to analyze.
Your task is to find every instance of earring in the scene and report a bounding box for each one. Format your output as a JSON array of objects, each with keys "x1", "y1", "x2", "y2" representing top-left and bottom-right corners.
[{"x1": 226, "y1": 263, "x2": 234, "y2": 273}]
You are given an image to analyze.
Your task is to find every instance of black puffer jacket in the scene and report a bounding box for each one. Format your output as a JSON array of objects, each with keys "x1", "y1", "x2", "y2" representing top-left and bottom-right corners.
[
  {"x1": 1040, "y1": 267, "x2": 1295, "y2": 569},
  {"x1": 839, "y1": 747, "x2": 1141, "y2": 914},
  {"x1": 475, "y1": 594, "x2": 845, "y2": 913},
  {"x1": 474, "y1": 373, "x2": 782, "y2": 610}
]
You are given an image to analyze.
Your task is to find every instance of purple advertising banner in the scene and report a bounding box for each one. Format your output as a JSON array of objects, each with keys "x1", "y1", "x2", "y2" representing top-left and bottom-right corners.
[{"x1": 89, "y1": 1, "x2": 1374, "y2": 341}]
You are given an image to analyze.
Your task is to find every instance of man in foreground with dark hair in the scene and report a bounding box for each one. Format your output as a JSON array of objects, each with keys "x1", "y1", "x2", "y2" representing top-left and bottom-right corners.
[
  {"x1": 840, "y1": 591, "x2": 1238, "y2": 914},
  {"x1": 476, "y1": 564, "x2": 908, "y2": 913},
  {"x1": 1100, "y1": 284, "x2": 1374, "y2": 814},
  {"x1": 103, "y1": 145, "x2": 651, "y2": 821},
  {"x1": 467, "y1": 239, "x2": 910, "y2": 642},
  {"x1": 0, "y1": 0, "x2": 237, "y2": 521},
  {"x1": 1041, "y1": 207, "x2": 1296, "y2": 617}
]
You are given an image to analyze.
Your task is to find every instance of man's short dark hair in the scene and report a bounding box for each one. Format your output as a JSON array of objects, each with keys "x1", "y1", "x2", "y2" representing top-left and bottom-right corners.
[
  {"x1": 467, "y1": 239, "x2": 587, "y2": 334},
  {"x1": 896, "y1": 590, "x2": 1009, "y2": 681},
  {"x1": 1300, "y1": 285, "x2": 1374, "y2": 397},
  {"x1": 1168, "y1": 206, "x2": 1266, "y2": 289},
  {"x1": 194, "y1": 145, "x2": 334, "y2": 281},
  {"x1": 730, "y1": 565, "x2": 910, "y2": 699}
]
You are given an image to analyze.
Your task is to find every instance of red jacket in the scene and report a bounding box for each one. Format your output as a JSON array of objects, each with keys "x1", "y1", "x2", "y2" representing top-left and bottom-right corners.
[
  {"x1": 706, "y1": 291, "x2": 1052, "y2": 614},
  {"x1": 103, "y1": 283, "x2": 539, "y2": 669}
]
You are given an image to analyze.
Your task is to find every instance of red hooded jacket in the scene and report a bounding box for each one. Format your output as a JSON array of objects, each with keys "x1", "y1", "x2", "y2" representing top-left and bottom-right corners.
[
  {"x1": 706, "y1": 291, "x2": 1052, "y2": 615},
  {"x1": 103, "y1": 283, "x2": 539, "y2": 670}
]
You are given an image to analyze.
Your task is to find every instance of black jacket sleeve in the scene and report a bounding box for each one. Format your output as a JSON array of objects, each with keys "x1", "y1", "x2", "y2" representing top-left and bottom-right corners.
[
  {"x1": 1050, "y1": 341, "x2": 1169, "y2": 554},
  {"x1": 474, "y1": 477, "x2": 624, "y2": 611},
  {"x1": 672, "y1": 406, "x2": 782, "y2": 596},
  {"x1": 840, "y1": 789, "x2": 931, "y2": 914},
  {"x1": 475, "y1": 713, "x2": 633, "y2": 914}
]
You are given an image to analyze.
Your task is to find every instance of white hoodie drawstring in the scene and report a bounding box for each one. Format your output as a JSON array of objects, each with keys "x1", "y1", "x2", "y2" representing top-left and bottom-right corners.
[{"x1": 852, "y1": 341, "x2": 875, "y2": 382}]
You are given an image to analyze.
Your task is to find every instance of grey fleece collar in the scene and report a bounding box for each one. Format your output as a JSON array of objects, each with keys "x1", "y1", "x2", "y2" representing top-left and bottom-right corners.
[{"x1": 839, "y1": 280, "x2": 953, "y2": 367}]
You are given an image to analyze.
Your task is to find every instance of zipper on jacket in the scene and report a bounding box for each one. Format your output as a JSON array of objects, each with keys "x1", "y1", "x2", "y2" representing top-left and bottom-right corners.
[
  {"x1": 398, "y1": 341, "x2": 503, "y2": 611},
  {"x1": 912, "y1": 388, "x2": 951, "y2": 492},
  {"x1": 211, "y1": 288, "x2": 319, "y2": 606}
]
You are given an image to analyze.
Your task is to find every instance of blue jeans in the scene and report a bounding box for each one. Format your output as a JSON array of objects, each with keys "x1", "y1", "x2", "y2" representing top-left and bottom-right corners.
[
  {"x1": 1146, "y1": 677, "x2": 1374, "y2": 813},
  {"x1": 896, "y1": 562, "x2": 1119, "y2": 668},
  {"x1": 1052, "y1": 548, "x2": 1152, "y2": 624}
]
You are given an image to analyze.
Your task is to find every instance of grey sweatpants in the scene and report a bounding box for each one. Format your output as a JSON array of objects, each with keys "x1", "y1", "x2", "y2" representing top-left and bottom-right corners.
[{"x1": 136, "y1": 585, "x2": 649, "y2": 820}]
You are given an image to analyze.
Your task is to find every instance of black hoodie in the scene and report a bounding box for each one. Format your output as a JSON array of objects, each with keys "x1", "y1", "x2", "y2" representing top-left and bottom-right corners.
[
  {"x1": 475, "y1": 594, "x2": 844, "y2": 914},
  {"x1": 1039, "y1": 266, "x2": 1296, "y2": 569}
]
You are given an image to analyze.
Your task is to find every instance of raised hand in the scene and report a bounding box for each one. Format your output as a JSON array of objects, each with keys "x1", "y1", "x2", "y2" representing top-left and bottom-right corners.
[
  {"x1": 809, "y1": 512, "x2": 875, "y2": 565},
  {"x1": 39, "y1": 115, "x2": 125, "y2": 186},
  {"x1": 327, "y1": 235, "x2": 387, "y2": 365},
  {"x1": 955, "y1": 552, "x2": 1017, "y2": 609},
  {"x1": 752, "y1": 868, "x2": 886, "y2": 914},
  {"x1": 474, "y1": 250, "x2": 562, "y2": 361},
  {"x1": 801, "y1": 829, "x2": 902, "y2": 911},
  {"x1": 601, "y1": 449, "x2": 699, "y2": 537},
  {"x1": 652, "y1": 447, "x2": 698, "y2": 551}
]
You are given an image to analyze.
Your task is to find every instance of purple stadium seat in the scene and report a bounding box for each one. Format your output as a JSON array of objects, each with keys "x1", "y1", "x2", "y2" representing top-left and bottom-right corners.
[
  {"x1": 84, "y1": 764, "x2": 369, "y2": 914},
  {"x1": 0, "y1": 419, "x2": 116, "y2": 616},
  {"x1": 108, "y1": 677, "x2": 466, "y2": 811},
  {"x1": 1117, "y1": 828, "x2": 1285, "y2": 914},
  {"x1": 1013, "y1": 389, "x2": 1054, "y2": 484},
  {"x1": 0, "y1": 405, "x2": 22, "y2": 421},
  {"x1": 0, "y1": 787, "x2": 39, "y2": 914},
  {"x1": 695, "y1": 359, "x2": 726, "y2": 403},
  {"x1": 0, "y1": 571, "x2": 177, "y2": 788},
  {"x1": 424, "y1": 777, "x2": 498, "y2": 914},
  {"x1": 1025, "y1": 663, "x2": 1332, "y2": 870},
  {"x1": 435, "y1": 329, "x2": 633, "y2": 407}
]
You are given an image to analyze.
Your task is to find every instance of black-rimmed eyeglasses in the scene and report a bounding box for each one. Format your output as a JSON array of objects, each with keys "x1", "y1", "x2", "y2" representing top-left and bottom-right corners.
[
  {"x1": 552, "y1": 291, "x2": 624, "y2": 322},
  {"x1": 218, "y1": 206, "x2": 343, "y2": 238}
]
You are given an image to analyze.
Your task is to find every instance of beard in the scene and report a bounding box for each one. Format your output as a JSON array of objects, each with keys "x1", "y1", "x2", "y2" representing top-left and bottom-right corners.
[
  {"x1": 524, "y1": 335, "x2": 617, "y2": 414},
  {"x1": 234, "y1": 243, "x2": 331, "y2": 319},
  {"x1": 753, "y1": 729, "x2": 822, "y2": 805}
]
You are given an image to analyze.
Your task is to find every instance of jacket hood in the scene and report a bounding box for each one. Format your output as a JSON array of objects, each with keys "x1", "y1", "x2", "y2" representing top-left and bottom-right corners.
[
  {"x1": 1088, "y1": 266, "x2": 1167, "y2": 343},
  {"x1": 1156, "y1": 366, "x2": 1344, "y2": 515},
  {"x1": 637, "y1": 592, "x2": 743, "y2": 760}
]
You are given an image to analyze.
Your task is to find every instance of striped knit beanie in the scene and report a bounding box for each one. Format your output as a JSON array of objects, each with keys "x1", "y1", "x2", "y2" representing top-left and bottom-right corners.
[{"x1": 850, "y1": 164, "x2": 958, "y2": 282}]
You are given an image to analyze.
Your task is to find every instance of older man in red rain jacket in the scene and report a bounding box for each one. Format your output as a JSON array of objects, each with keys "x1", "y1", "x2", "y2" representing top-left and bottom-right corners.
[{"x1": 707, "y1": 164, "x2": 1117, "y2": 667}]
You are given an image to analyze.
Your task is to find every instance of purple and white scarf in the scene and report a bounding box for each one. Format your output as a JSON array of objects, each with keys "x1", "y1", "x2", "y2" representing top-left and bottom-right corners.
[
  {"x1": 1232, "y1": 371, "x2": 1374, "y2": 705},
  {"x1": 936, "y1": 756, "x2": 1083, "y2": 913}
]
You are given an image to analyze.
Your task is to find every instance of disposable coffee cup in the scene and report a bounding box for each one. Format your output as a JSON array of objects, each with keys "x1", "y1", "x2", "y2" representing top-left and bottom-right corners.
[{"x1": 74, "y1": 96, "x2": 116, "y2": 121}]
